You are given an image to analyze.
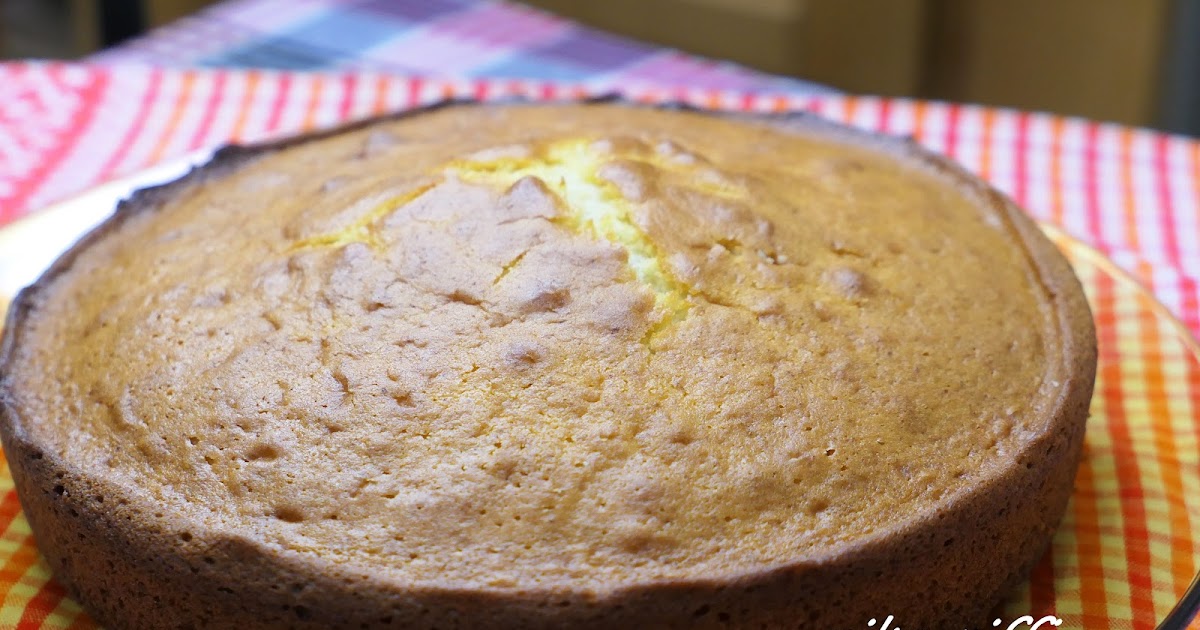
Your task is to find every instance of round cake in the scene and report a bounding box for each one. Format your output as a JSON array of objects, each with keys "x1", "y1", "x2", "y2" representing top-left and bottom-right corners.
[{"x1": 0, "y1": 103, "x2": 1096, "y2": 629}]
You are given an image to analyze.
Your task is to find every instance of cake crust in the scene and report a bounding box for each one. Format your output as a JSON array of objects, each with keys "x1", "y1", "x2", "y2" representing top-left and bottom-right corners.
[{"x1": 0, "y1": 101, "x2": 1096, "y2": 629}]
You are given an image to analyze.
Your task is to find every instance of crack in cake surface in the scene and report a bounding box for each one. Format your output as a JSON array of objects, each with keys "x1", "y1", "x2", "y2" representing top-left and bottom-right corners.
[
  {"x1": 291, "y1": 182, "x2": 437, "y2": 251},
  {"x1": 446, "y1": 138, "x2": 715, "y2": 326},
  {"x1": 287, "y1": 137, "x2": 754, "y2": 341}
]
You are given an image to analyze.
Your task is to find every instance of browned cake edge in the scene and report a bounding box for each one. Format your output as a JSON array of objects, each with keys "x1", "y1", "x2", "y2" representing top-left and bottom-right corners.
[{"x1": 0, "y1": 100, "x2": 1097, "y2": 630}]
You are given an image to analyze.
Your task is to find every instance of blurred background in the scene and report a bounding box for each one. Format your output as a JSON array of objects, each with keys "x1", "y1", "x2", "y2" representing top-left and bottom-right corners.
[{"x1": 2, "y1": 0, "x2": 1197, "y2": 135}]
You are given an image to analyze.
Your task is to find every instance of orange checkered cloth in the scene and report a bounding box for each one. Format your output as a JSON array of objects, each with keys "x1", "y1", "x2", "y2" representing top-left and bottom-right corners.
[{"x1": 0, "y1": 63, "x2": 1197, "y2": 629}]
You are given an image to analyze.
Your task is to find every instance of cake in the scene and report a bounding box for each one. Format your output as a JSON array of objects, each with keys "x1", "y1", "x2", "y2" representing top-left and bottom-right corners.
[{"x1": 0, "y1": 102, "x2": 1096, "y2": 629}]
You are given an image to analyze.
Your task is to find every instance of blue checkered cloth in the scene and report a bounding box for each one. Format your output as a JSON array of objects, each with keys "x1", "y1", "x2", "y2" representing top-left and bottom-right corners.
[{"x1": 92, "y1": 0, "x2": 834, "y2": 94}]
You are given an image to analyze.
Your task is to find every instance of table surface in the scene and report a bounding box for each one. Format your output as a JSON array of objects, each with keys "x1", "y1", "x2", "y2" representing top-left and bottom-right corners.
[{"x1": 0, "y1": 1, "x2": 1197, "y2": 628}]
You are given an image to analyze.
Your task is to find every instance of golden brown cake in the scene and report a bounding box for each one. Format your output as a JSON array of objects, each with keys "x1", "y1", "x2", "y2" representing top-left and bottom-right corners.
[{"x1": 0, "y1": 103, "x2": 1096, "y2": 629}]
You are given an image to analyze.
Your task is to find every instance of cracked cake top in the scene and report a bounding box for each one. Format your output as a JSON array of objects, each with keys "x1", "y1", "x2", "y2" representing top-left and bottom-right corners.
[{"x1": 4, "y1": 103, "x2": 1066, "y2": 592}]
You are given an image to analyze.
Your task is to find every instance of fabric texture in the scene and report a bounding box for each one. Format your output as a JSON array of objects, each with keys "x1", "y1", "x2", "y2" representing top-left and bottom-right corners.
[{"x1": 89, "y1": 0, "x2": 833, "y2": 94}]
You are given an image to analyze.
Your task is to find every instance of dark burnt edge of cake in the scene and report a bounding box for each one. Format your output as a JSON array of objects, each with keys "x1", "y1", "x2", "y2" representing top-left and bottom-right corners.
[{"x1": 0, "y1": 98, "x2": 1097, "y2": 629}]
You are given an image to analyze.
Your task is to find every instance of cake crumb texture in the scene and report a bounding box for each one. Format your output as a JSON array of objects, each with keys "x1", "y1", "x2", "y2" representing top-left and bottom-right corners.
[{"x1": 0, "y1": 104, "x2": 1094, "y2": 629}]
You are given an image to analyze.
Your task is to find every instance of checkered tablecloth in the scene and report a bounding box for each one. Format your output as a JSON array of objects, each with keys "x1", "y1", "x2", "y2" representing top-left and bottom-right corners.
[{"x1": 90, "y1": 0, "x2": 833, "y2": 95}]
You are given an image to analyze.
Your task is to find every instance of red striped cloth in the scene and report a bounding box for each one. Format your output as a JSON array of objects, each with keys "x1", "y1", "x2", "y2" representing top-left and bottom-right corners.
[{"x1": 0, "y1": 62, "x2": 1197, "y2": 629}]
